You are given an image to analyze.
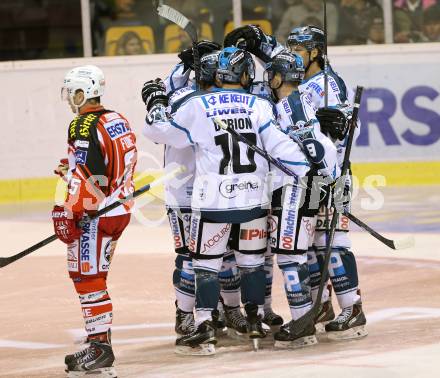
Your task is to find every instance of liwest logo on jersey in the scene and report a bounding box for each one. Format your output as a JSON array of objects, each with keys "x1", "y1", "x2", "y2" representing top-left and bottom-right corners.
[
  {"x1": 105, "y1": 121, "x2": 130, "y2": 140},
  {"x1": 207, "y1": 107, "x2": 253, "y2": 118},
  {"x1": 75, "y1": 149, "x2": 88, "y2": 165},
  {"x1": 219, "y1": 178, "x2": 259, "y2": 199}
]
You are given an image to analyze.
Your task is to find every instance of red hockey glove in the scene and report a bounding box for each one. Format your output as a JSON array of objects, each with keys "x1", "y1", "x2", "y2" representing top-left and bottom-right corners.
[
  {"x1": 52, "y1": 205, "x2": 83, "y2": 244},
  {"x1": 54, "y1": 158, "x2": 69, "y2": 181}
]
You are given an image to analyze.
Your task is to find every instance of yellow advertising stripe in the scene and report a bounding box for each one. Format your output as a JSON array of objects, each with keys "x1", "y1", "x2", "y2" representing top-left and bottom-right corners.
[
  {"x1": 351, "y1": 161, "x2": 440, "y2": 186},
  {"x1": 0, "y1": 162, "x2": 438, "y2": 204},
  {"x1": 0, "y1": 172, "x2": 162, "y2": 204}
]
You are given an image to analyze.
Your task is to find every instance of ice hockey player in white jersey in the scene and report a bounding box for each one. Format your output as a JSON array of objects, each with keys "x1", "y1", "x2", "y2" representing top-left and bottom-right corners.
[
  {"x1": 142, "y1": 46, "x2": 309, "y2": 355},
  {"x1": 262, "y1": 50, "x2": 339, "y2": 348},
  {"x1": 163, "y1": 41, "x2": 221, "y2": 338},
  {"x1": 287, "y1": 25, "x2": 367, "y2": 340},
  {"x1": 225, "y1": 23, "x2": 367, "y2": 341},
  {"x1": 164, "y1": 42, "x2": 250, "y2": 339}
]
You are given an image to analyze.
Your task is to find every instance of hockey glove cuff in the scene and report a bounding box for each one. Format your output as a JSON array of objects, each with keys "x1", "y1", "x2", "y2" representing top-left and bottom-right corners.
[{"x1": 52, "y1": 205, "x2": 83, "y2": 244}]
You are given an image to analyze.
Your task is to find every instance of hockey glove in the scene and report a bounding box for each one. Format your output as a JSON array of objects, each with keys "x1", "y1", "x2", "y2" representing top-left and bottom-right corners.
[
  {"x1": 52, "y1": 205, "x2": 83, "y2": 244},
  {"x1": 224, "y1": 24, "x2": 275, "y2": 63},
  {"x1": 178, "y1": 40, "x2": 222, "y2": 72},
  {"x1": 54, "y1": 158, "x2": 69, "y2": 181},
  {"x1": 146, "y1": 103, "x2": 169, "y2": 125},
  {"x1": 141, "y1": 78, "x2": 168, "y2": 112},
  {"x1": 332, "y1": 175, "x2": 352, "y2": 214},
  {"x1": 316, "y1": 105, "x2": 352, "y2": 141}
]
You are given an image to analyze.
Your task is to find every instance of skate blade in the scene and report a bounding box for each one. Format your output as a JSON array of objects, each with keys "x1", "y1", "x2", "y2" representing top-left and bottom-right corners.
[
  {"x1": 274, "y1": 335, "x2": 318, "y2": 350},
  {"x1": 226, "y1": 328, "x2": 248, "y2": 341},
  {"x1": 251, "y1": 338, "x2": 259, "y2": 351},
  {"x1": 66, "y1": 366, "x2": 117, "y2": 377},
  {"x1": 326, "y1": 325, "x2": 368, "y2": 341},
  {"x1": 216, "y1": 326, "x2": 228, "y2": 337},
  {"x1": 261, "y1": 322, "x2": 280, "y2": 334},
  {"x1": 315, "y1": 321, "x2": 331, "y2": 334},
  {"x1": 175, "y1": 343, "x2": 216, "y2": 356}
]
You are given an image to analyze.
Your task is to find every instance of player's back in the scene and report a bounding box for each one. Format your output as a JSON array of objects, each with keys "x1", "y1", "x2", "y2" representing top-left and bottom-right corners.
[
  {"x1": 66, "y1": 108, "x2": 137, "y2": 216},
  {"x1": 170, "y1": 88, "x2": 308, "y2": 214},
  {"x1": 179, "y1": 89, "x2": 271, "y2": 212}
]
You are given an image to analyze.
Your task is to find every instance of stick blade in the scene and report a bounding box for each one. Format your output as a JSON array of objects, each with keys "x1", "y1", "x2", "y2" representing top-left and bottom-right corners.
[
  {"x1": 393, "y1": 235, "x2": 415, "y2": 250},
  {"x1": 155, "y1": 4, "x2": 197, "y2": 43}
]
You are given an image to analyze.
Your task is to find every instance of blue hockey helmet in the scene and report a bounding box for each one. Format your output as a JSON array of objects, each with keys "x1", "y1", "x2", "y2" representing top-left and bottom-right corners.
[
  {"x1": 199, "y1": 50, "x2": 220, "y2": 84},
  {"x1": 287, "y1": 25, "x2": 325, "y2": 52},
  {"x1": 264, "y1": 50, "x2": 305, "y2": 84},
  {"x1": 216, "y1": 46, "x2": 255, "y2": 85}
]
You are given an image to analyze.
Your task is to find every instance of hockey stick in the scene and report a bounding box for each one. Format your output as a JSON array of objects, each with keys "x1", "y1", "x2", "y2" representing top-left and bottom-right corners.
[
  {"x1": 323, "y1": 0, "x2": 329, "y2": 108},
  {"x1": 213, "y1": 118, "x2": 303, "y2": 179},
  {"x1": 288, "y1": 85, "x2": 363, "y2": 335},
  {"x1": 154, "y1": 2, "x2": 201, "y2": 88},
  {"x1": 323, "y1": 0, "x2": 331, "y2": 259},
  {"x1": 0, "y1": 167, "x2": 185, "y2": 268},
  {"x1": 343, "y1": 211, "x2": 415, "y2": 250},
  {"x1": 212, "y1": 116, "x2": 411, "y2": 251}
]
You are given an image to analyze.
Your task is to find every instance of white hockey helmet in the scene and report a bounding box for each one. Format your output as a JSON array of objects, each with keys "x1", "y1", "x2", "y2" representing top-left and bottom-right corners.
[{"x1": 61, "y1": 65, "x2": 105, "y2": 109}]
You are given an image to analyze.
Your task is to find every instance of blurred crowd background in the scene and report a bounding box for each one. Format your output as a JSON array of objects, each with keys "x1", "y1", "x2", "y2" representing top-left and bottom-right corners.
[{"x1": 1, "y1": 0, "x2": 439, "y2": 61}]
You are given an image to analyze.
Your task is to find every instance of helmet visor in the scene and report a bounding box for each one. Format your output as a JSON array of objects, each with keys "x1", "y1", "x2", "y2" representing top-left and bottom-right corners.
[{"x1": 263, "y1": 69, "x2": 275, "y2": 84}]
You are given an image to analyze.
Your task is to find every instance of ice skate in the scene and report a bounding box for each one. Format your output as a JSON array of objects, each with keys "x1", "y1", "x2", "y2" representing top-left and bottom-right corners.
[
  {"x1": 175, "y1": 320, "x2": 217, "y2": 356},
  {"x1": 224, "y1": 304, "x2": 249, "y2": 340},
  {"x1": 212, "y1": 308, "x2": 227, "y2": 337},
  {"x1": 175, "y1": 302, "x2": 195, "y2": 336},
  {"x1": 274, "y1": 319, "x2": 318, "y2": 349},
  {"x1": 65, "y1": 341, "x2": 117, "y2": 377},
  {"x1": 314, "y1": 286, "x2": 336, "y2": 333},
  {"x1": 263, "y1": 307, "x2": 284, "y2": 327},
  {"x1": 244, "y1": 303, "x2": 267, "y2": 351},
  {"x1": 325, "y1": 299, "x2": 368, "y2": 340}
]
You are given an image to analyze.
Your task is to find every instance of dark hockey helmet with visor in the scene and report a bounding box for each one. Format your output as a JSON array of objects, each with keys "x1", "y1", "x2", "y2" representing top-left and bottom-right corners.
[
  {"x1": 216, "y1": 47, "x2": 255, "y2": 85},
  {"x1": 199, "y1": 50, "x2": 220, "y2": 84},
  {"x1": 287, "y1": 25, "x2": 325, "y2": 52},
  {"x1": 264, "y1": 50, "x2": 305, "y2": 85}
]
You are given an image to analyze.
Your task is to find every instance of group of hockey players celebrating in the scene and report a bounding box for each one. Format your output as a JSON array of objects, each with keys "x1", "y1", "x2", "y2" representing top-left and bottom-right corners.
[{"x1": 53, "y1": 22, "x2": 368, "y2": 377}]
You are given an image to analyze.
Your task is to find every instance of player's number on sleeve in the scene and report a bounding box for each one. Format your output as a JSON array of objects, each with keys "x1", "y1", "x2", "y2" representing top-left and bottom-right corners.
[
  {"x1": 68, "y1": 178, "x2": 81, "y2": 195},
  {"x1": 215, "y1": 133, "x2": 257, "y2": 174}
]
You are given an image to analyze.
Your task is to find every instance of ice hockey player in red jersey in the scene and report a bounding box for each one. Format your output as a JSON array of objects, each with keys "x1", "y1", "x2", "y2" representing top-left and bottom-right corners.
[{"x1": 52, "y1": 65, "x2": 137, "y2": 377}]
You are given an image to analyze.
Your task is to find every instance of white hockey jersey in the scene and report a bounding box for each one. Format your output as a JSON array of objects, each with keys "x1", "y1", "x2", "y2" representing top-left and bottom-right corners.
[
  {"x1": 144, "y1": 88, "x2": 310, "y2": 213},
  {"x1": 275, "y1": 90, "x2": 340, "y2": 183},
  {"x1": 298, "y1": 67, "x2": 360, "y2": 167},
  {"x1": 162, "y1": 64, "x2": 196, "y2": 209}
]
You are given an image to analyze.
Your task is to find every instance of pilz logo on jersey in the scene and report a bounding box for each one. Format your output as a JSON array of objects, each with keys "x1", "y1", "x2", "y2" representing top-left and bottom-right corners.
[{"x1": 75, "y1": 149, "x2": 88, "y2": 165}]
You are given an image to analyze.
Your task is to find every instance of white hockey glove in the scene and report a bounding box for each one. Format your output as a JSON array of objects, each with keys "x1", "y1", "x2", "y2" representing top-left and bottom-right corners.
[{"x1": 332, "y1": 174, "x2": 352, "y2": 213}]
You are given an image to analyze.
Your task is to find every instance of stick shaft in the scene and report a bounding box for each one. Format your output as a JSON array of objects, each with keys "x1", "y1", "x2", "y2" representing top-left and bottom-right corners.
[{"x1": 0, "y1": 168, "x2": 183, "y2": 268}]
